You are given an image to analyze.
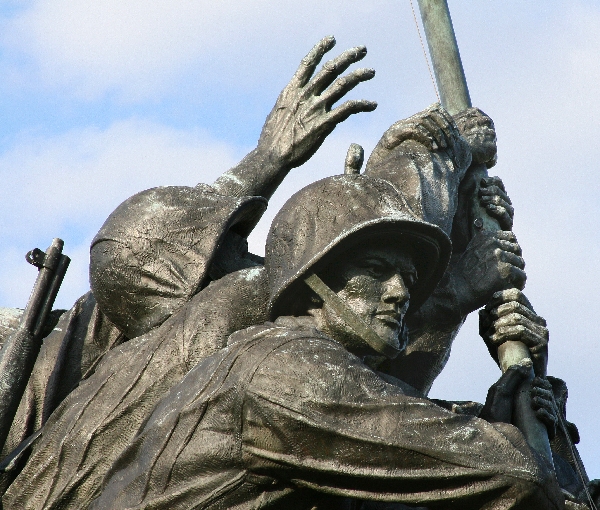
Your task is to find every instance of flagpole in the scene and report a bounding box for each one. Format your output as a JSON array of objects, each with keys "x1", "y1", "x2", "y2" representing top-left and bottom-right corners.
[
  {"x1": 416, "y1": 0, "x2": 554, "y2": 467},
  {"x1": 414, "y1": 0, "x2": 470, "y2": 115}
]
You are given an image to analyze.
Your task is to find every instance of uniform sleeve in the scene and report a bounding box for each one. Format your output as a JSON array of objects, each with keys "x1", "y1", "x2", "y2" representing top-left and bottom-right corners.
[{"x1": 242, "y1": 337, "x2": 562, "y2": 509}]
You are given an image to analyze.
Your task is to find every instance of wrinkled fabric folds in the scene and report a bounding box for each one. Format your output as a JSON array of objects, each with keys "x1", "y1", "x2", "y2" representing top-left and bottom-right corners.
[{"x1": 91, "y1": 318, "x2": 562, "y2": 510}]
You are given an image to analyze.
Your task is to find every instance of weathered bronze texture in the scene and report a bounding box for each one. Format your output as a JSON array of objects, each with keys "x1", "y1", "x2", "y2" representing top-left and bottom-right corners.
[
  {"x1": 0, "y1": 239, "x2": 69, "y2": 453},
  {"x1": 0, "y1": 34, "x2": 596, "y2": 509},
  {"x1": 417, "y1": 0, "x2": 554, "y2": 470}
]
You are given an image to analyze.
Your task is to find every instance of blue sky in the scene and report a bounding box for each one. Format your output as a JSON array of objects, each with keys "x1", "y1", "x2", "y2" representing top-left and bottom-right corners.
[{"x1": 1, "y1": 0, "x2": 599, "y2": 478}]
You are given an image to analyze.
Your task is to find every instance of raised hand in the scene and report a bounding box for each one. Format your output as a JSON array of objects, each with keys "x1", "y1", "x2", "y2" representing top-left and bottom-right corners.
[
  {"x1": 212, "y1": 36, "x2": 376, "y2": 202},
  {"x1": 479, "y1": 289, "x2": 549, "y2": 377},
  {"x1": 258, "y1": 36, "x2": 377, "y2": 170}
]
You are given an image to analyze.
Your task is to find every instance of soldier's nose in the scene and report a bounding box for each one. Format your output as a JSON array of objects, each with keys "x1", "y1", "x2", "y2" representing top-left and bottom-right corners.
[{"x1": 382, "y1": 274, "x2": 409, "y2": 308}]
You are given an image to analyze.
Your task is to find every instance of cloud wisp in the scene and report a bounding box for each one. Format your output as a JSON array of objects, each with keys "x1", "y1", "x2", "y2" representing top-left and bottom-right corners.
[{"x1": 0, "y1": 119, "x2": 242, "y2": 308}]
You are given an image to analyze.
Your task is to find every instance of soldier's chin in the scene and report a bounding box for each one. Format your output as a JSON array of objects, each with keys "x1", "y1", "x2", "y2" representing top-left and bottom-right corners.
[{"x1": 373, "y1": 323, "x2": 401, "y2": 351}]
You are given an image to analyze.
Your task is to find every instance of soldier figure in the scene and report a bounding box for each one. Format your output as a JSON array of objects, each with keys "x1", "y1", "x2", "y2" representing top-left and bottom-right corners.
[
  {"x1": 0, "y1": 36, "x2": 380, "y2": 473},
  {"x1": 1, "y1": 36, "x2": 593, "y2": 508},
  {"x1": 85, "y1": 174, "x2": 563, "y2": 509}
]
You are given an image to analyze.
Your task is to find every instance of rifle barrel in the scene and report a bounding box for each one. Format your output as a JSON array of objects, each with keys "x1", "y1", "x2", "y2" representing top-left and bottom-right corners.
[{"x1": 0, "y1": 238, "x2": 68, "y2": 453}]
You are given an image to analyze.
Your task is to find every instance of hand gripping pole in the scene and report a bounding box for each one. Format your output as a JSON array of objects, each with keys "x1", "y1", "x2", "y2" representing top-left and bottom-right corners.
[{"x1": 416, "y1": 0, "x2": 553, "y2": 466}]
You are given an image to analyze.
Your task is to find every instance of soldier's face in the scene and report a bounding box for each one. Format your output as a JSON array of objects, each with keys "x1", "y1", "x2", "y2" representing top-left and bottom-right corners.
[{"x1": 321, "y1": 245, "x2": 417, "y2": 355}]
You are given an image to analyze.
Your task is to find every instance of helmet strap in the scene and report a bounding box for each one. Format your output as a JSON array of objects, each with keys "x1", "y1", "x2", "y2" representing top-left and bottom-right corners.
[{"x1": 304, "y1": 273, "x2": 401, "y2": 359}]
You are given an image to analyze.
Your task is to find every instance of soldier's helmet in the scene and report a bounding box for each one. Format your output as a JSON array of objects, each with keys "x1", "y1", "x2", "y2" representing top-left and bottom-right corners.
[
  {"x1": 90, "y1": 185, "x2": 266, "y2": 338},
  {"x1": 265, "y1": 174, "x2": 452, "y2": 321}
]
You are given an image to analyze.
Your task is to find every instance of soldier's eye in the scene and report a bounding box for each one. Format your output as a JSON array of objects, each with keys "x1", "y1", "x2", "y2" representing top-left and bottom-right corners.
[{"x1": 364, "y1": 262, "x2": 386, "y2": 278}]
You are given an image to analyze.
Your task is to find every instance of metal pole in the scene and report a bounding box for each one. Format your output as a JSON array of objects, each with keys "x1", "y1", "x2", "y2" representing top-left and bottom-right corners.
[
  {"x1": 416, "y1": 0, "x2": 554, "y2": 467},
  {"x1": 416, "y1": 0, "x2": 470, "y2": 115}
]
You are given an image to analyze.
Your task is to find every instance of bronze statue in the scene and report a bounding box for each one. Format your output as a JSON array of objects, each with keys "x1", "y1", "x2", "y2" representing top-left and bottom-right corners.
[
  {"x1": 0, "y1": 36, "x2": 379, "y2": 475},
  {"x1": 84, "y1": 174, "x2": 562, "y2": 509},
  {"x1": 0, "y1": 34, "x2": 596, "y2": 509}
]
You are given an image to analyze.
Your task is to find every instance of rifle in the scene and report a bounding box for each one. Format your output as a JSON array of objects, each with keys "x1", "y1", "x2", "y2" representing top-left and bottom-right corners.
[
  {"x1": 416, "y1": 0, "x2": 554, "y2": 466},
  {"x1": 0, "y1": 238, "x2": 70, "y2": 452}
]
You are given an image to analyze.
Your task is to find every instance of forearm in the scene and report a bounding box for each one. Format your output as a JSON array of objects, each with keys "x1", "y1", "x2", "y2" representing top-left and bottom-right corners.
[
  {"x1": 243, "y1": 390, "x2": 558, "y2": 509},
  {"x1": 211, "y1": 147, "x2": 289, "y2": 200}
]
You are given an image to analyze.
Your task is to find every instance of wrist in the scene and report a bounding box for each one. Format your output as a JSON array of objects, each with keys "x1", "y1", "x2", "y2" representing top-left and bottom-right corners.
[
  {"x1": 212, "y1": 147, "x2": 290, "y2": 199},
  {"x1": 446, "y1": 267, "x2": 477, "y2": 318}
]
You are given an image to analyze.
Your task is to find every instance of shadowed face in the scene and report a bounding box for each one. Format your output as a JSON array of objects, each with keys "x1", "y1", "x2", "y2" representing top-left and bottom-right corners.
[{"x1": 317, "y1": 244, "x2": 417, "y2": 356}]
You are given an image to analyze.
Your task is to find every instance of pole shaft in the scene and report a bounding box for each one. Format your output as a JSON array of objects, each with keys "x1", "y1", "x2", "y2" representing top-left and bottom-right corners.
[
  {"x1": 416, "y1": 0, "x2": 471, "y2": 115},
  {"x1": 415, "y1": 0, "x2": 554, "y2": 468}
]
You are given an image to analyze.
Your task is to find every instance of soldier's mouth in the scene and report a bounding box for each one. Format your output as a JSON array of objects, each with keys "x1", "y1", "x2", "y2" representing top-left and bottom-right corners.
[{"x1": 375, "y1": 311, "x2": 401, "y2": 327}]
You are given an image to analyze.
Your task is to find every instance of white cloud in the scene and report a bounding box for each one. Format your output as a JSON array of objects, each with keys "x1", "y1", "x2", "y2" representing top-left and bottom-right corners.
[
  {"x1": 0, "y1": 119, "x2": 243, "y2": 308},
  {"x1": 1, "y1": 0, "x2": 399, "y2": 100},
  {"x1": 3, "y1": 0, "x2": 237, "y2": 99},
  {"x1": 0, "y1": 119, "x2": 241, "y2": 239}
]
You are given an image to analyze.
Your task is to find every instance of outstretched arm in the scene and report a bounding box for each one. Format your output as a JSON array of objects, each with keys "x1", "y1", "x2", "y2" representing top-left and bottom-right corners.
[{"x1": 212, "y1": 36, "x2": 377, "y2": 200}]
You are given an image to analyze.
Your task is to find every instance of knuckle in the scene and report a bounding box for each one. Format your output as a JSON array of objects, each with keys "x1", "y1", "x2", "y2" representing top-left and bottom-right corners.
[
  {"x1": 335, "y1": 76, "x2": 348, "y2": 88},
  {"x1": 323, "y1": 60, "x2": 337, "y2": 72},
  {"x1": 490, "y1": 333, "x2": 503, "y2": 345},
  {"x1": 500, "y1": 312, "x2": 518, "y2": 323},
  {"x1": 510, "y1": 289, "x2": 525, "y2": 301}
]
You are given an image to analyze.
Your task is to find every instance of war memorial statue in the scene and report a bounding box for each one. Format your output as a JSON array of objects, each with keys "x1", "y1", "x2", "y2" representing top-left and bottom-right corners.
[{"x1": 0, "y1": 13, "x2": 598, "y2": 510}]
